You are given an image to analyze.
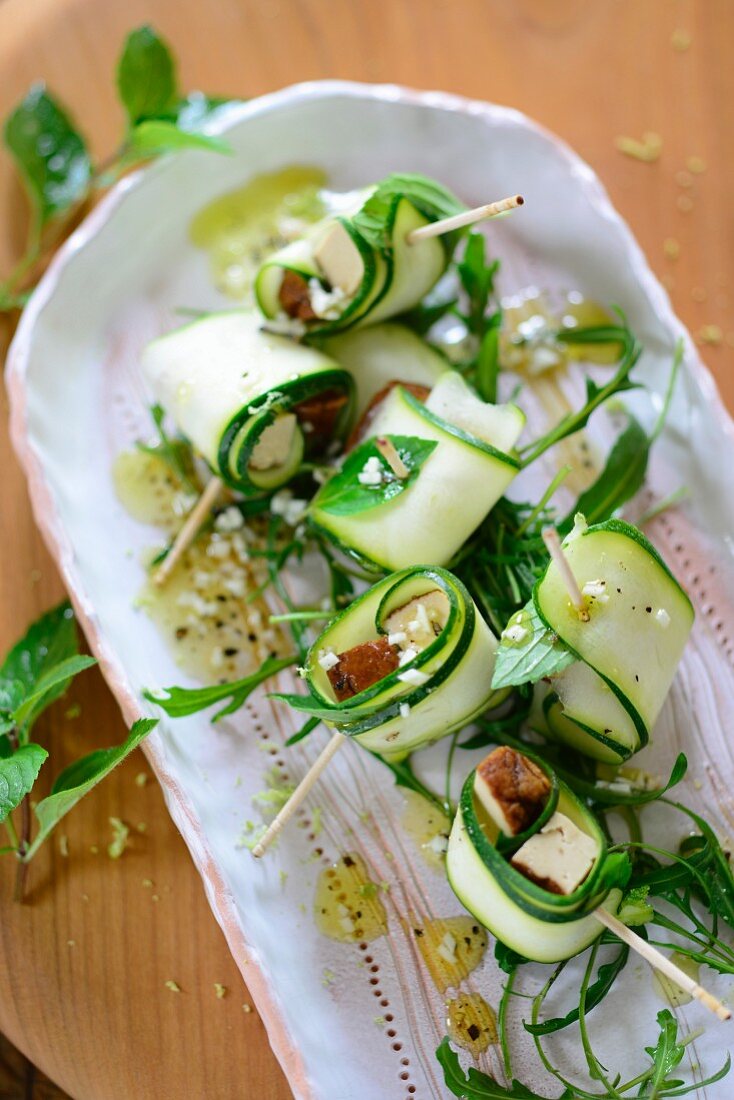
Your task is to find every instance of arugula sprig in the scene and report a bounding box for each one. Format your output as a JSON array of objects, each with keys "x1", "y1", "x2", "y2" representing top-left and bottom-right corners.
[
  {"x1": 0, "y1": 25, "x2": 236, "y2": 311},
  {"x1": 0, "y1": 602, "x2": 157, "y2": 898}
]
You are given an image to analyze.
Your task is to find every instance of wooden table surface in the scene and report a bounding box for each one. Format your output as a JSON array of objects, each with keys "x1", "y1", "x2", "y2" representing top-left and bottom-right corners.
[{"x1": 0, "y1": 1, "x2": 732, "y2": 1097}]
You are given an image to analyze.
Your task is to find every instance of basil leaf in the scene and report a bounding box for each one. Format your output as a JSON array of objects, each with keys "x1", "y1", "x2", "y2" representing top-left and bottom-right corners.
[
  {"x1": 117, "y1": 25, "x2": 177, "y2": 125},
  {"x1": 0, "y1": 743, "x2": 48, "y2": 823},
  {"x1": 352, "y1": 173, "x2": 464, "y2": 251},
  {"x1": 435, "y1": 1038, "x2": 566, "y2": 1099},
  {"x1": 128, "y1": 120, "x2": 231, "y2": 157},
  {"x1": 25, "y1": 718, "x2": 157, "y2": 859},
  {"x1": 145, "y1": 655, "x2": 295, "y2": 721},
  {"x1": 491, "y1": 601, "x2": 575, "y2": 690},
  {"x1": 524, "y1": 940, "x2": 629, "y2": 1035},
  {"x1": 315, "y1": 435, "x2": 437, "y2": 517},
  {"x1": 559, "y1": 413, "x2": 648, "y2": 533},
  {"x1": 4, "y1": 85, "x2": 91, "y2": 227}
]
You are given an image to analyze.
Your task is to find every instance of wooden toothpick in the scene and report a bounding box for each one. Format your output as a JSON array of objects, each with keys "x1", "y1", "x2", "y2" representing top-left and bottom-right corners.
[
  {"x1": 593, "y1": 906, "x2": 730, "y2": 1021},
  {"x1": 408, "y1": 194, "x2": 524, "y2": 244},
  {"x1": 541, "y1": 527, "x2": 589, "y2": 621},
  {"x1": 251, "y1": 731, "x2": 345, "y2": 858},
  {"x1": 375, "y1": 436, "x2": 410, "y2": 479},
  {"x1": 153, "y1": 476, "x2": 224, "y2": 587}
]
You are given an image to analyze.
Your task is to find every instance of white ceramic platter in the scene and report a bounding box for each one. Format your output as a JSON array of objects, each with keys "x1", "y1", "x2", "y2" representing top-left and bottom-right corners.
[{"x1": 7, "y1": 82, "x2": 734, "y2": 1099}]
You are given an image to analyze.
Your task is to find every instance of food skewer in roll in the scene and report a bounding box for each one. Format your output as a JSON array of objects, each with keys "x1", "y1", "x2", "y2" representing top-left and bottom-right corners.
[
  {"x1": 255, "y1": 173, "x2": 468, "y2": 336},
  {"x1": 447, "y1": 745, "x2": 729, "y2": 1019},
  {"x1": 254, "y1": 566, "x2": 508, "y2": 857},
  {"x1": 406, "y1": 193, "x2": 524, "y2": 243}
]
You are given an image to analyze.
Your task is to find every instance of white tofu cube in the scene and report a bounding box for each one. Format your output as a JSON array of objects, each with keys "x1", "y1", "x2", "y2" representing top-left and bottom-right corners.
[
  {"x1": 510, "y1": 811, "x2": 597, "y2": 895},
  {"x1": 313, "y1": 222, "x2": 364, "y2": 296}
]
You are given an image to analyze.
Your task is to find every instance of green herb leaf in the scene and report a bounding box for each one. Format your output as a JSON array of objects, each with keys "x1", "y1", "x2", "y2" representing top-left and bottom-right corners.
[
  {"x1": 352, "y1": 173, "x2": 464, "y2": 252},
  {"x1": 285, "y1": 716, "x2": 320, "y2": 747},
  {"x1": 559, "y1": 413, "x2": 649, "y2": 533},
  {"x1": 117, "y1": 25, "x2": 177, "y2": 125},
  {"x1": 4, "y1": 85, "x2": 91, "y2": 227},
  {"x1": 138, "y1": 403, "x2": 197, "y2": 491},
  {"x1": 314, "y1": 435, "x2": 437, "y2": 516},
  {"x1": 0, "y1": 743, "x2": 48, "y2": 823},
  {"x1": 524, "y1": 940, "x2": 629, "y2": 1036},
  {"x1": 145, "y1": 655, "x2": 296, "y2": 721},
  {"x1": 457, "y1": 233, "x2": 501, "y2": 338},
  {"x1": 374, "y1": 752, "x2": 446, "y2": 815},
  {"x1": 494, "y1": 940, "x2": 529, "y2": 974},
  {"x1": 617, "y1": 885, "x2": 654, "y2": 926},
  {"x1": 491, "y1": 602, "x2": 575, "y2": 690},
  {"x1": 476, "y1": 325, "x2": 500, "y2": 403},
  {"x1": 644, "y1": 1010, "x2": 685, "y2": 1095},
  {"x1": 25, "y1": 718, "x2": 157, "y2": 859},
  {"x1": 12, "y1": 655, "x2": 97, "y2": 726},
  {"x1": 128, "y1": 120, "x2": 232, "y2": 158},
  {"x1": 436, "y1": 1038, "x2": 565, "y2": 1099}
]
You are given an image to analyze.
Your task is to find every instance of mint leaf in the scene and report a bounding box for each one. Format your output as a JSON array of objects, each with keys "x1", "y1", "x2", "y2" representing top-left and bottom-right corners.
[
  {"x1": 0, "y1": 743, "x2": 48, "y2": 823},
  {"x1": 352, "y1": 173, "x2": 464, "y2": 252},
  {"x1": 491, "y1": 601, "x2": 574, "y2": 690},
  {"x1": 436, "y1": 1038, "x2": 563, "y2": 1099},
  {"x1": 12, "y1": 655, "x2": 97, "y2": 726},
  {"x1": 116, "y1": 25, "x2": 177, "y2": 125},
  {"x1": 4, "y1": 85, "x2": 91, "y2": 227},
  {"x1": 145, "y1": 655, "x2": 295, "y2": 721},
  {"x1": 25, "y1": 718, "x2": 157, "y2": 859},
  {"x1": 169, "y1": 92, "x2": 239, "y2": 133},
  {"x1": 559, "y1": 412, "x2": 648, "y2": 533},
  {"x1": 128, "y1": 120, "x2": 231, "y2": 157},
  {"x1": 315, "y1": 435, "x2": 437, "y2": 517}
]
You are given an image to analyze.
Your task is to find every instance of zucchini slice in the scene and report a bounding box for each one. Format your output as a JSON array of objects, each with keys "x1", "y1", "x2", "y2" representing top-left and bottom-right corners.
[
  {"x1": 318, "y1": 323, "x2": 448, "y2": 417},
  {"x1": 447, "y1": 752, "x2": 629, "y2": 962},
  {"x1": 533, "y1": 516, "x2": 693, "y2": 761},
  {"x1": 254, "y1": 174, "x2": 465, "y2": 336},
  {"x1": 141, "y1": 310, "x2": 354, "y2": 495},
  {"x1": 309, "y1": 376, "x2": 524, "y2": 571},
  {"x1": 282, "y1": 567, "x2": 508, "y2": 758}
]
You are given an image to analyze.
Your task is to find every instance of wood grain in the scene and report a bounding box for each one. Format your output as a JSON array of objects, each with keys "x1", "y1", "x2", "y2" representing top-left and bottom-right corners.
[{"x1": 0, "y1": 1, "x2": 731, "y2": 1097}]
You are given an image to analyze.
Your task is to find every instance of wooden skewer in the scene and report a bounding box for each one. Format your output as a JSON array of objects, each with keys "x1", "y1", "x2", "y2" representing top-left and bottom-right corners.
[
  {"x1": 251, "y1": 731, "x2": 344, "y2": 858},
  {"x1": 408, "y1": 194, "x2": 524, "y2": 244},
  {"x1": 594, "y1": 906, "x2": 730, "y2": 1021},
  {"x1": 541, "y1": 526, "x2": 590, "y2": 621},
  {"x1": 375, "y1": 436, "x2": 410, "y2": 479},
  {"x1": 153, "y1": 476, "x2": 224, "y2": 587}
]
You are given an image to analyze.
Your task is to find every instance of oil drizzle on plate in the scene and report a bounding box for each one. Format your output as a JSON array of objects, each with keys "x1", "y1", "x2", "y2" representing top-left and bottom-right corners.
[
  {"x1": 409, "y1": 916, "x2": 487, "y2": 992},
  {"x1": 401, "y1": 790, "x2": 451, "y2": 872},
  {"x1": 315, "y1": 853, "x2": 388, "y2": 944},
  {"x1": 652, "y1": 951, "x2": 700, "y2": 1008},
  {"x1": 190, "y1": 166, "x2": 327, "y2": 299},
  {"x1": 445, "y1": 992, "x2": 498, "y2": 1055},
  {"x1": 502, "y1": 289, "x2": 620, "y2": 374}
]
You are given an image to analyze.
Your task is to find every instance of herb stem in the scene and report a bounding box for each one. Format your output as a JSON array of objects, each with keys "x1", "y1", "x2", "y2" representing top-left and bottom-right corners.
[
  {"x1": 497, "y1": 966, "x2": 517, "y2": 1079},
  {"x1": 4, "y1": 814, "x2": 19, "y2": 850},
  {"x1": 14, "y1": 794, "x2": 31, "y2": 902}
]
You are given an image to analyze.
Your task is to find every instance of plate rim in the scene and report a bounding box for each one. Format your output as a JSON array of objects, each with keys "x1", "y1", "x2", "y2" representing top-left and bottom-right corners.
[{"x1": 6, "y1": 78, "x2": 734, "y2": 1099}]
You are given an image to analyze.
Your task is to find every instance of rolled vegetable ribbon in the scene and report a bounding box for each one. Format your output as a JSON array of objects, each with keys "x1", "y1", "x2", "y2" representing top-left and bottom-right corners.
[
  {"x1": 276, "y1": 566, "x2": 508, "y2": 759},
  {"x1": 309, "y1": 372, "x2": 525, "y2": 571},
  {"x1": 532, "y1": 516, "x2": 694, "y2": 763},
  {"x1": 255, "y1": 173, "x2": 465, "y2": 335},
  {"x1": 141, "y1": 309, "x2": 354, "y2": 495},
  {"x1": 447, "y1": 746, "x2": 630, "y2": 962}
]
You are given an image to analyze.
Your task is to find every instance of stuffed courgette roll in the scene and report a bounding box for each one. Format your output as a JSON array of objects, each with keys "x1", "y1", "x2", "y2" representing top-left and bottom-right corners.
[
  {"x1": 254, "y1": 174, "x2": 465, "y2": 335},
  {"x1": 447, "y1": 746, "x2": 630, "y2": 962},
  {"x1": 141, "y1": 310, "x2": 354, "y2": 495},
  {"x1": 278, "y1": 567, "x2": 508, "y2": 759},
  {"x1": 309, "y1": 372, "x2": 524, "y2": 571},
  {"x1": 531, "y1": 516, "x2": 694, "y2": 763}
]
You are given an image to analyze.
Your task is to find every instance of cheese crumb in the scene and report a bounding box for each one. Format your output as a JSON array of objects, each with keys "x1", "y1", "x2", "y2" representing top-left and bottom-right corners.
[
  {"x1": 357, "y1": 456, "x2": 385, "y2": 486},
  {"x1": 397, "y1": 668, "x2": 430, "y2": 687},
  {"x1": 164, "y1": 980, "x2": 181, "y2": 993},
  {"x1": 399, "y1": 703, "x2": 411, "y2": 719},
  {"x1": 502, "y1": 623, "x2": 529, "y2": 643},
  {"x1": 655, "y1": 608, "x2": 671, "y2": 628},
  {"x1": 214, "y1": 983, "x2": 228, "y2": 999},
  {"x1": 317, "y1": 649, "x2": 339, "y2": 671},
  {"x1": 214, "y1": 507, "x2": 244, "y2": 532}
]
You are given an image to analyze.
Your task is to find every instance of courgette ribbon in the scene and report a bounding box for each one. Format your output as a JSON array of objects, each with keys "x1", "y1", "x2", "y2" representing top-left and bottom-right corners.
[
  {"x1": 273, "y1": 566, "x2": 508, "y2": 758},
  {"x1": 255, "y1": 173, "x2": 466, "y2": 335},
  {"x1": 141, "y1": 310, "x2": 355, "y2": 496},
  {"x1": 532, "y1": 517, "x2": 694, "y2": 764}
]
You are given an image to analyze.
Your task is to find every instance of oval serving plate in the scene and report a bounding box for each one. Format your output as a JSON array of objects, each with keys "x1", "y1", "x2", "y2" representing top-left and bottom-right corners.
[{"x1": 6, "y1": 82, "x2": 734, "y2": 1099}]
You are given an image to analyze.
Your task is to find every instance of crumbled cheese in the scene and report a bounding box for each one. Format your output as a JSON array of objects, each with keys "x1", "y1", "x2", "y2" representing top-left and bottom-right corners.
[
  {"x1": 436, "y1": 931, "x2": 457, "y2": 964},
  {"x1": 206, "y1": 537, "x2": 231, "y2": 560},
  {"x1": 318, "y1": 649, "x2": 340, "y2": 671},
  {"x1": 398, "y1": 647, "x2": 419, "y2": 667},
  {"x1": 214, "y1": 983, "x2": 228, "y2": 999},
  {"x1": 262, "y1": 313, "x2": 307, "y2": 338},
  {"x1": 655, "y1": 608, "x2": 671, "y2": 628},
  {"x1": 357, "y1": 456, "x2": 385, "y2": 487},
  {"x1": 309, "y1": 278, "x2": 346, "y2": 319},
  {"x1": 388, "y1": 631, "x2": 407, "y2": 646},
  {"x1": 582, "y1": 579, "x2": 609, "y2": 603},
  {"x1": 502, "y1": 623, "x2": 529, "y2": 644},
  {"x1": 223, "y1": 576, "x2": 246, "y2": 598},
  {"x1": 425, "y1": 833, "x2": 448, "y2": 855},
  {"x1": 399, "y1": 703, "x2": 411, "y2": 719},
  {"x1": 397, "y1": 669, "x2": 430, "y2": 687},
  {"x1": 171, "y1": 491, "x2": 199, "y2": 517},
  {"x1": 164, "y1": 980, "x2": 181, "y2": 993},
  {"x1": 210, "y1": 646, "x2": 225, "y2": 670},
  {"x1": 270, "y1": 490, "x2": 308, "y2": 526},
  {"x1": 215, "y1": 506, "x2": 244, "y2": 532}
]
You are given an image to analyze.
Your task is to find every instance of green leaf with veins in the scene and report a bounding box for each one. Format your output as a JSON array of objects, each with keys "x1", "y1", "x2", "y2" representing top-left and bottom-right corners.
[
  {"x1": 0, "y1": 743, "x2": 48, "y2": 823},
  {"x1": 25, "y1": 718, "x2": 157, "y2": 860},
  {"x1": 314, "y1": 435, "x2": 437, "y2": 516},
  {"x1": 491, "y1": 601, "x2": 575, "y2": 690},
  {"x1": 3, "y1": 85, "x2": 91, "y2": 227},
  {"x1": 524, "y1": 939, "x2": 629, "y2": 1036},
  {"x1": 351, "y1": 173, "x2": 464, "y2": 253},
  {"x1": 644, "y1": 1010, "x2": 686, "y2": 1096},
  {"x1": 116, "y1": 25, "x2": 178, "y2": 125},
  {"x1": 145, "y1": 655, "x2": 296, "y2": 721},
  {"x1": 127, "y1": 120, "x2": 232, "y2": 158},
  {"x1": 436, "y1": 1038, "x2": 568, "y2": 1099},
  {"x1": 12, "y1": 655, "x2": 97, "y2": 726}
]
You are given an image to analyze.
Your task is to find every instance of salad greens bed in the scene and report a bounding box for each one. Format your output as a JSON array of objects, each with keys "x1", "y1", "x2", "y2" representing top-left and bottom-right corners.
[{"x1": 1, "y1": 24, "x2": 731, "y2": 1099}]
